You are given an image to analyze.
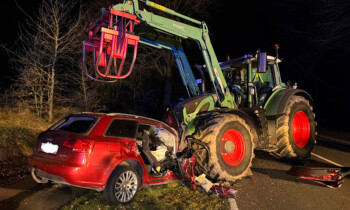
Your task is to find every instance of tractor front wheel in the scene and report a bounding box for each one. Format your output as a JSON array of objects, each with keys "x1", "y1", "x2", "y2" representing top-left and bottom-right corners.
[
  {"x1": 276, "y1": 96, "x2": 315, "y2": 158},
  {"x1": 194, "y1": 114, "x2": 254, "y2": 181}
]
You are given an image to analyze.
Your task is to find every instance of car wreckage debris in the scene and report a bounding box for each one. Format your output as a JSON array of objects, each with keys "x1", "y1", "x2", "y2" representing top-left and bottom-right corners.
[
  {"x1": 288, "y1": 166, "x2": 350, "y2": 188},
  {"x1": 176, "y1": 149, "x2": 237, "y2": 198}
]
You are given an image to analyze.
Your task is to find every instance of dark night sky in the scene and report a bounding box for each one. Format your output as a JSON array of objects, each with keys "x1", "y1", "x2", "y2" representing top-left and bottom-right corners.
[
  {"x1": 1, "y1": 0, "x2": 349, "y2": 131},
  {"x1": 0, "y1": 0, "x2": 42, "y2": 90},
  {"x1": 210, "y1": 0, "x2": 350, "y2": 131}
]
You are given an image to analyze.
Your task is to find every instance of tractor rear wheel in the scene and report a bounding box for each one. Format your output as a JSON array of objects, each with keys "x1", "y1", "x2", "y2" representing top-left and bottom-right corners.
[
  {"x1": 194, "y1": 114, "x2": 254, "y2": 181},
  {"x1": 276, "y1": 96, "x2": 315, "y2": 158}
]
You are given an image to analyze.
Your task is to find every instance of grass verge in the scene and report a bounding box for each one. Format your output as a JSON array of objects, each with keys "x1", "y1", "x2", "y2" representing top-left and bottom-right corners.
[
  {"x1": 0, "y1": 108, "x2": 51, "y2": 160},
  {"x1": 0, "y1": 108, "x2": 52, "y2": 186},
  {"x1": 62, "y1": 182, "x2": 229, "y2": 210}
]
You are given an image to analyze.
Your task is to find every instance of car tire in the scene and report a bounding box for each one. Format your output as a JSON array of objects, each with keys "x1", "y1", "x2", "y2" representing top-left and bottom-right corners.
[
  {"x1": 194, "y1": 114, "x2": 254, "y2": 181},
  {"x1": 104, "y1": 165, "x2": 140, "y2": 203},
  {"x1": 276, "y1": 96, "x2": 316, "y2": 158}
]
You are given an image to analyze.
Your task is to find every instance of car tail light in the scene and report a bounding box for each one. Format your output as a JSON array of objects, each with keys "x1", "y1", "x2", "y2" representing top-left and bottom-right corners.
[
  {"x1": 63, "y1": 139, "x2": 75, "y2": 148},
  {"x1": 63, "y1": 139, "x2": 95, "y2": 153}
]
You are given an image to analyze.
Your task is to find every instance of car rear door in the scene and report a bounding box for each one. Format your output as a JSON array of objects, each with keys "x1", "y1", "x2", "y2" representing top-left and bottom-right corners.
[{"x1": 34, "y1": 115, "x2": 98, "y2": 164}]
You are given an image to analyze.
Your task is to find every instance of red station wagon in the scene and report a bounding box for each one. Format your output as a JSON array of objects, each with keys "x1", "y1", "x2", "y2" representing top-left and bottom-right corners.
[{"x1": 28, "y1": 113, "x2": 185, "y2": 203}]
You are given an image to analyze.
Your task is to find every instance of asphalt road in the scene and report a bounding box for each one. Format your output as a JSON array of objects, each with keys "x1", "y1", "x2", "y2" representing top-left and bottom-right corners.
[
  {"x1": 0, "y1": 138, "x2": 349, "y2": 210},
  {"x1": 0, "y1": 181, "x2": 86, "y2": 210},
  {"x1": 234, "y1": 141, "x2": 350, "y2": 210}
]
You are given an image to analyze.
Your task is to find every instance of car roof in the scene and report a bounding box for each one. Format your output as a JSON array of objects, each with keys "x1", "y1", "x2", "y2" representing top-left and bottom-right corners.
[{"x1": 69, "y1": 112, "x2": 178, "y2": 136}]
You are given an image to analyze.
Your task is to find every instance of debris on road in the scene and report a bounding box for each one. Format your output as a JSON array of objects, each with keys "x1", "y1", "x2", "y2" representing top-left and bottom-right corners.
[
  {"x1": 196, "y1": 174, "x2": 214, "y2": 192},
  {"x1": 194, "y1": 174, "x2": 237, "y2": 198},
  {"x1": 176, "y1": 149, "x2": 238, "y2": 198},
  {"x1": 288, "y1": 166, "x2": 350, "y2": 188}
]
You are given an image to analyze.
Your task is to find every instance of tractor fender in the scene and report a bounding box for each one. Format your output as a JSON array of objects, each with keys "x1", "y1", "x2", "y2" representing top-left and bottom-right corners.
[
  {"x1": 277, "y1": 89, "x2": 313, "y2": 114},
  {"x1": 264, "y1": 88, "x2": 313, "y2": 116},
  {"x1": 215, "y1": 109, "x2": 257, "y2": 129}
]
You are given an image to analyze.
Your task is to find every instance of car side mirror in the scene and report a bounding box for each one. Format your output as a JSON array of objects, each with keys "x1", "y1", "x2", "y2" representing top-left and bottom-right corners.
[{"x1": 257, "y1": 52, "x2": 267, "y2": 73}]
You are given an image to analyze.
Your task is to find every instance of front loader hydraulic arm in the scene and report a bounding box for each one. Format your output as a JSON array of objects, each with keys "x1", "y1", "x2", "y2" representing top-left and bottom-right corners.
[
  {"x1": 113, "y1": 1, "x2": 231, "y2": 95},
  {"x1": 83, "y1": 0, "x2": 235, "y2": 130}
]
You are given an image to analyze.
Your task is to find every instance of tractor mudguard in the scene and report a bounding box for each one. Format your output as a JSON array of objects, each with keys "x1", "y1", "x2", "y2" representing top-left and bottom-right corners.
[
  {"x1": 208, "y1": 108, "x2": 256, "y2": 129},
  {"x1": 169, "y1": 94, "x2": 218, "y2": 135},
  {"x1": 172, "y1": 94, "x2": 214, "y2": 125},
  {"x1": 264, "y1": 88, "x2": 313, "y2": 117}
]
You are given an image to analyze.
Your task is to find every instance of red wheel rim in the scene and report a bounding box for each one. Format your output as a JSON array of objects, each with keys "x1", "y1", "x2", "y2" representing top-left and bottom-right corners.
[
  {"x1": 292, "y1": 111, "x2": 310, "y2": 148},
  {"x1": 220, "y1": 129, "x2": 245, "y2": 166}
]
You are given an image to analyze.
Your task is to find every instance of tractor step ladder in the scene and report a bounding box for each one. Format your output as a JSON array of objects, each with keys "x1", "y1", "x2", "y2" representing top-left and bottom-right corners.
[{"x1": 83, "y1": 9, "x2": 140, "y2": 82}]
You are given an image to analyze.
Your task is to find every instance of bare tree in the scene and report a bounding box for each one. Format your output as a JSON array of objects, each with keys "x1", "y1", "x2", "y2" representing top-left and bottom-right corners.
[
  {"x1": 65, "y1": 63, "x2": 102, "y2": 111},
  {"x1": 4, "y1": 0, "x2": 86, "y2": 122},
  {"x1": 8, "y1": 64, "x2": 47, "y2": 115}
]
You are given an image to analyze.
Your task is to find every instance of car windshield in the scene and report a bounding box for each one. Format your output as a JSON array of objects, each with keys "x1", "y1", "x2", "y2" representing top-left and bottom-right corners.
[{"x1": 50, "y1": 116, "x2": 98, "y2": 134}]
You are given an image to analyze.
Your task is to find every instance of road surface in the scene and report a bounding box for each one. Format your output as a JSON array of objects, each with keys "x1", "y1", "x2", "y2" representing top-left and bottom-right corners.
[
  {"x1": 0, "y1": 138, "x2": 349, "y2": 210},
  {"x1": 235, "y1": 140, "x2": 350, "y2": 210}
]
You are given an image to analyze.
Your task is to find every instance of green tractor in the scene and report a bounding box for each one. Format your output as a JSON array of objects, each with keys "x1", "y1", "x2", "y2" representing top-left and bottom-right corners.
[
  {"x1": 220, "y1": 53, "x2": 316, "y2": 157},
  {"x1": 166, "y1": 53, "x2": 315, "y2": 180},
  {"x1": 83, "y1": 0, "x2": 316, "y2": 181}
]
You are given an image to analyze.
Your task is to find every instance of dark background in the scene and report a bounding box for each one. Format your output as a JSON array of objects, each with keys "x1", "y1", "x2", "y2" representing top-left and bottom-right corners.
[
  {"x1": 1, "y1": 0, "x2": 349, "y2": 132},
  {"x1": 209, "y1": 0, "x2": 350, "y2": 132},
  {"x1": 0, "y1": 0, "x2": 42, "y2": 90}
]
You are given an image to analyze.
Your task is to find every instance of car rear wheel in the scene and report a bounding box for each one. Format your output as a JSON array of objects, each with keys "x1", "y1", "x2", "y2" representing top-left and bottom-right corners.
[{"x1": 104, "y1": 166, "x2": 139, "y2": 203}]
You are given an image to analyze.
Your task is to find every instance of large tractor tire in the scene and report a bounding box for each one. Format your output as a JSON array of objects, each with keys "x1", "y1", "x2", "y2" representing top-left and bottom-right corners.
[
  {"x1": 276, "y1": 96, "x2": 315, "y2": 158},
  {"x1": 194, "y1": 114, "x2": 254, "y2": 181}
]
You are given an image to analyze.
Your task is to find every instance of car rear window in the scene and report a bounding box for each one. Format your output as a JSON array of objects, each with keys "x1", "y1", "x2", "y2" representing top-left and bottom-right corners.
[
  {"x1": 105, "y1": 119, "x2": 138, "y2": 139},
  {"x1": 52, "y1": 116, "x2": 97, "y2": 134}
]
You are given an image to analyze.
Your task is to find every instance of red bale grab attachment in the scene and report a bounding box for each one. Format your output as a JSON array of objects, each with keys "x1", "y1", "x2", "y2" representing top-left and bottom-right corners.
[{"x1": 83, "y1": 9, "x2": 140, "y2": 82}]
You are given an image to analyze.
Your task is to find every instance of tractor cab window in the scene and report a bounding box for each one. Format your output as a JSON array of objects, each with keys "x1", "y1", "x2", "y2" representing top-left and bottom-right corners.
[
  {"x1": 252, "y1": 63, "x2": 277, "y2": 106},
  {"x1": 222, "y1": 67, "x2": 246, "y2": 106},
  {"x1": 223, "y1": 68, "x2": 244, "y2": 87},
  {"x1": 222, "y1": 61, "x2": 279, "y2": 107},
  {"x1": 252, "y1": 64, "x2": 275, "y2": 89}
]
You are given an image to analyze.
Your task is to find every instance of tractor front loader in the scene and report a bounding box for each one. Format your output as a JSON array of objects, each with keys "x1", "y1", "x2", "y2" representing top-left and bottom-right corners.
[{"x1": 82, "y1": 0, "x2": 316, "y2": 181}]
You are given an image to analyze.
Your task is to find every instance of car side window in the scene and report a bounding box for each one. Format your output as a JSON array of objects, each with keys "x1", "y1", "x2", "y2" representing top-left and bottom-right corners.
[{"x1": 105, "y1": 119, "x2": 138, "y2": 139}]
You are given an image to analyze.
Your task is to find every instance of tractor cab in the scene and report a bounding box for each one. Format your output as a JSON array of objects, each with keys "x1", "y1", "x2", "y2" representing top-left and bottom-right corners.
[{"x1": 220, "y1": 54, "x2": 284, "y2": 108}]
